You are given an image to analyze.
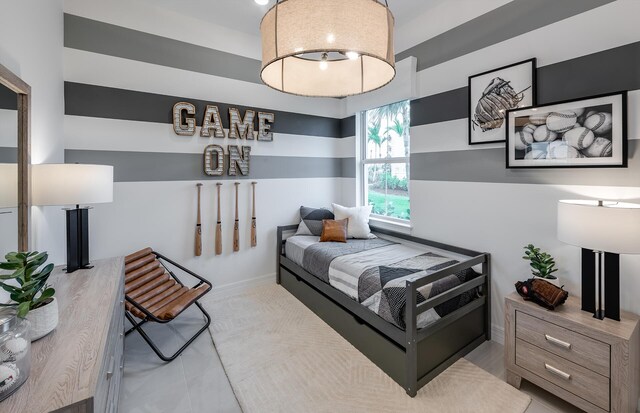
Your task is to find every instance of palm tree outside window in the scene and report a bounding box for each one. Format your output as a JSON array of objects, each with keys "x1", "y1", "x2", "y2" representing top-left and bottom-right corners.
[{"x1": 362, "y1": 100, "x2": 410, "y2": 221}]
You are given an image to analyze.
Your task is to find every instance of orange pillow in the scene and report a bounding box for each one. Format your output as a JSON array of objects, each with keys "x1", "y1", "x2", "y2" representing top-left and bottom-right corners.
[{"x1": 320, "y1": 219, "x2": 348, "y2": 243}]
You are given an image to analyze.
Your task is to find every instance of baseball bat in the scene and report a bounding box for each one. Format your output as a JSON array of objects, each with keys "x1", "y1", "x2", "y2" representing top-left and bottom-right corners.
[
  {"x1": 215, "y1": 183, "x2": 222, "y2": 255},
  {"x1": 250, "y1": 181, "x2": 257, "y2": 247},
  {"x1": 233, "y1": 182, "x2": 240, "y2": 252},
  {"x1": 195, "y1": 183, "x2": 203, "y2": 257}
]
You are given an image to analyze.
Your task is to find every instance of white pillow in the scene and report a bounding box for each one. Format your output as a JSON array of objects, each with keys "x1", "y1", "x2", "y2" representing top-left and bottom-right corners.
[{"x1": 332, "y1": 203, "x2": 373, "y2": 239}]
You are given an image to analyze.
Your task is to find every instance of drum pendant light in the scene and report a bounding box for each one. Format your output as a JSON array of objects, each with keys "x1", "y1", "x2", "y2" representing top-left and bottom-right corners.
[{"x1": 260, "y1": 0, "x2": 396, "y2": 98}]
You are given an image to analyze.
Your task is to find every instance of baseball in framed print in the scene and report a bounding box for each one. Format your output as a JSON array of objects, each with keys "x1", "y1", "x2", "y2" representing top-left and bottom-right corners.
[
  {"x1": 505, "y1": 91, "x2": 627, "y2": 168},
  {"x1": 468, "y1": 58, "x2": 536, "y2": 145}
]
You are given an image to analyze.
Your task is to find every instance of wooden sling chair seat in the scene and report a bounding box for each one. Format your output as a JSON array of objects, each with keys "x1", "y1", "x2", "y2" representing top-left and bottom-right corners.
[{"x1": 123, "y1": 248, "x2": 212, "y2": 361}]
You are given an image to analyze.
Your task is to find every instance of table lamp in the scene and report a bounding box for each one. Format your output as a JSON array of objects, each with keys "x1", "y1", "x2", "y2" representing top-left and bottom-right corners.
[
  {"x1": 557, "y1": 200, "x2": 640, "y2": 321},
  {"x1": 32, "y1": 164, "x2": 114, "y2": 273},
  {"x1": 0, "y1": 163, "x2": 18, "y2": 209}
]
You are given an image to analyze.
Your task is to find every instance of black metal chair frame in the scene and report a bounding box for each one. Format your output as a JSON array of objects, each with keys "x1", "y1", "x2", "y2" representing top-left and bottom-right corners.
[{"x1": 124, "y1": 251, "x2": 213, "y2": 362}]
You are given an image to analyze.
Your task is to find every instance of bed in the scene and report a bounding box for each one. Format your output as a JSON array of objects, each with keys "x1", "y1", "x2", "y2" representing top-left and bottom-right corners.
[{"x1": 277, "y1": 224, "x2": 491, "y2": 397}]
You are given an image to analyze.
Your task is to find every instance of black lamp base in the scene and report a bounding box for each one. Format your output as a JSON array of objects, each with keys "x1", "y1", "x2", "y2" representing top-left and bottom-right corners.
[
  {"x1": 581, "y1": 248, "x2": 620, "y2": 321},
  {"x1": 65, "y1": 206, "x2": 93, "y2": 273}
]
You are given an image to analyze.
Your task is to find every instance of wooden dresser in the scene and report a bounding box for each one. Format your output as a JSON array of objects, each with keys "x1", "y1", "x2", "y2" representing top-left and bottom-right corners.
[
  {"x1": 505, "y1": 292, "x2": 640, "y2": 413},
  {"x1": 1, "y1": 258, "x2": 125, "y2": 413}
]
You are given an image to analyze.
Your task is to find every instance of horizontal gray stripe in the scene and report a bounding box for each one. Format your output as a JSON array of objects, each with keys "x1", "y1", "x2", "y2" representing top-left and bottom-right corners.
[
  {"x1": 340, "y1": 116, "x2": 356, "y2": 138},
  {"x1": 65, "y1": 82, "x2": 348, "y2": 139},
  {"x1": 64, "y1": 14, "x2": 262, "y2": 85},
  {"x1": 397, "y1": 0, "x2": 614, "y2": 72},
  {"x1": 0, "y1": 147, "x2": 17, "y2": 163},
  {"x1": 410, "y1": 140, "x2": 639, "y2": 187},
  {"x1": 0, "y1": 86, "x2": 16, "y2": 110},
  {"x1": 340, "y1": 157, "x2": 356, "y2": 179},
  {"x1": 65, "y1": 150, "x2": 353, "y2": 182},
  {"x1": 410, "y1": 87, "x2": 467, "y2": 127},
  {"x1": 411, "y1": 41, "x2": 640, "y2": 127}
]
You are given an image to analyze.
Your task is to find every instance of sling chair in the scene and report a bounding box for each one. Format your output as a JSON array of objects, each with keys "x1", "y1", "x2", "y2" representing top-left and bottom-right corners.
[{"x1": 123, "y1": 248, "x2": 212, "y2": 361}]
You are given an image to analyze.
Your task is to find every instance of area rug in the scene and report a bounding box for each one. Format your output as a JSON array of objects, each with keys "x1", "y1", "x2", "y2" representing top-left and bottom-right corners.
[{"x1": 203, "y1": 283, "x2": 531, "y2": 413}]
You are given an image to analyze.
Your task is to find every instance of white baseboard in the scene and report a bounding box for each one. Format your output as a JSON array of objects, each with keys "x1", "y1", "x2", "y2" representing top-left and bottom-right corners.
[
  {"x1": 211, "y1": 272, "x2": 276, "y2": 297},
  {"x1": 491, "y1": 324, "x2": 505, "y2": 345}
]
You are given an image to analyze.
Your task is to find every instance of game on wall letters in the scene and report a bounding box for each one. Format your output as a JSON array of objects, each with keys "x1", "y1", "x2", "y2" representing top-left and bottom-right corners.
[{"x1": 172, "y1": 102, "x2": 275, "y2": 176}]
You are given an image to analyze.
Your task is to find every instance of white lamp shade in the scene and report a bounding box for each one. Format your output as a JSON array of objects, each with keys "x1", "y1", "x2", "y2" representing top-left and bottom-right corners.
[
  {"x1": 557, "y1": 200, "x2": 640, "y2": 254},
  {"x1": 260, "y1": 0, "x2": 395, "y2": 97},
  {"x1": 0, "y1": 163, "x2": 18, "y2": 208},
  {"x1": 32, "y1": 164, "x2": 114, "y2": 206}
]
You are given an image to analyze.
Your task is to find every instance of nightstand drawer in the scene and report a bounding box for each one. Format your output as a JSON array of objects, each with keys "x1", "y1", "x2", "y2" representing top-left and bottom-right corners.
[
  {"x1": 516, "y1": 311, "x2": 610, "y2": 377},
  {"x1": 516, "y1": 338, "x2": 609, "y2": 411}
]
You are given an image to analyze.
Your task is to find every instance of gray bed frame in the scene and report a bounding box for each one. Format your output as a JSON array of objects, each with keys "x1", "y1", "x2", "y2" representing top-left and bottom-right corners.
[{"x1": 276, "y1": 224, "x2": 491, "y2": 397}]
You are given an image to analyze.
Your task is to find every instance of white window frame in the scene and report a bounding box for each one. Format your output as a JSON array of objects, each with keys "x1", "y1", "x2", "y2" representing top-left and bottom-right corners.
[{"x1": 358, "y1": 106, "x2": 411, "y2": 226}]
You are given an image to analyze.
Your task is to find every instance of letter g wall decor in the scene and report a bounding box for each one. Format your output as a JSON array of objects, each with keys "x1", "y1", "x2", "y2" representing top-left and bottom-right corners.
[{"x1": 172, "y1": 102, "x2": 275, "y2": 176}]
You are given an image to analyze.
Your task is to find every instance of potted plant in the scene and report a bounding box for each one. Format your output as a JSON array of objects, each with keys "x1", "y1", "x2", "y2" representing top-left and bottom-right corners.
[
  {"x1": 0, "y1": 252, "x2": 57, "y2": 341},
  {"x1": 522, "y1": 244, "x2": 560, "y2": 286}
]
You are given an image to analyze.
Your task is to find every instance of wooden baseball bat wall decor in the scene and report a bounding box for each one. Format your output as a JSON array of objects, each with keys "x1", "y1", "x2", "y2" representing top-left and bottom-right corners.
[
  {"x1": 251, "y1": 182, "x2": 257, "y2": 247},
  {"x1": 215, "y1": 183, "x2": 223, "y2": 255},
  {"x1": 233, "y1": 182, "x2": 240, "y2": 252},
  {"x1": 195, "y1": 183, "x2": 203, "y2": 257}
]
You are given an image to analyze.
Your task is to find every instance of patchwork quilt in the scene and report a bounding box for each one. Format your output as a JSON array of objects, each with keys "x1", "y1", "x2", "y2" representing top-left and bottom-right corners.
[{"x1": 284, "y1": 236, "x2": 480, "y2": 329}]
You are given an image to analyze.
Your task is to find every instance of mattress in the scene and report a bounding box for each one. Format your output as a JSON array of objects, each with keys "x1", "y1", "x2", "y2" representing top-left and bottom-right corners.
[{"x1": 284, "y1": 235, "x2": 481, "y2": 329}]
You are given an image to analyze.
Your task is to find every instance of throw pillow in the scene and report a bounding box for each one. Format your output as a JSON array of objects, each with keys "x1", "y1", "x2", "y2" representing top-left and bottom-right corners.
[
  {"x1": 332, "y1": 203, "x2": 373, "y2": 239},
  {"x1": 319, "y1": 219, "x2": 348, "y2": 243},
  {"x1": 295, "y1": 206, "x2": 334, "y2": 236}
]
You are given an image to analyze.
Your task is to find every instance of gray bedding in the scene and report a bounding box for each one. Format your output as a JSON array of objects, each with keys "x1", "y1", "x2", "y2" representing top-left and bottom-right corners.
[{"x1": 284, "y1": 235, "x2": 480, "y2": 329}]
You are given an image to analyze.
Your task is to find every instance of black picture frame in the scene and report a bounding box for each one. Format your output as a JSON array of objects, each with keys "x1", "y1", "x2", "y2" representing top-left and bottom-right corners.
[
  {"x1": 468, "y1": 58, "x2": 537, "y2": 145},
  {"x1": 505, "y1": 91, "x2": 628, "y2": 169}
]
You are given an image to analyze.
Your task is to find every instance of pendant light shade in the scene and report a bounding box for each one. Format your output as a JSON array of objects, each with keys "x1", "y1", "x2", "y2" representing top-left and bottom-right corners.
[{"x1": 260, "y1": 0, "x2": 395, "y2": 97}]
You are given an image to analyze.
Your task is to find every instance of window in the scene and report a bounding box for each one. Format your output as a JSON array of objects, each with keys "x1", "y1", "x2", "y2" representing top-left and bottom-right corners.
[{"x1": 362, "y1": 100, "x2": 410, "y2": 221}]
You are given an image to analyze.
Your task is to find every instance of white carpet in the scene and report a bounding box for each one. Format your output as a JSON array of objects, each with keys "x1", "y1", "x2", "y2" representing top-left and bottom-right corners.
[{"x1": 203, "y1": 283, "x2": 531, "y2": 413}]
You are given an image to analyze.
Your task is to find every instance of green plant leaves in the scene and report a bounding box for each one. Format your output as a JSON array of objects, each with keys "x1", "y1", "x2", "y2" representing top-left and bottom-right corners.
[
  {"x1": 17, "y1": 301, "x2": 30, "y2": 318},
  {"x1": 523, "y1": 244, "x2": 558, "y2": 279},
  {"x1": 0, "y1": 251, "x2": 54, "y2": 316}
]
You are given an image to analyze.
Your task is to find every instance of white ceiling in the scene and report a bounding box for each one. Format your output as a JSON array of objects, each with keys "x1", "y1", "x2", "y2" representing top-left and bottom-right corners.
[{"x1": 147, "y1": 0, "x2": 444, "y2": 38}]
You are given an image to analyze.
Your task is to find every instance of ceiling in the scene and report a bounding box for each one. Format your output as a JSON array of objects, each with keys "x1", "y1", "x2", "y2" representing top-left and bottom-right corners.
[{"x1": 147, "y1": 0, "x2": 443, "y2": 38}]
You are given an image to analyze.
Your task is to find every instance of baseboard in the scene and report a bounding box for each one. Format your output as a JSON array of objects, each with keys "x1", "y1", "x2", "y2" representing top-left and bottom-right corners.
[
  {"x1": 211, "y1": 273, "x2": 276, "y2": 297},
  {"x1": 491, "y1": 324, "x2": 505, "y2": 345}
]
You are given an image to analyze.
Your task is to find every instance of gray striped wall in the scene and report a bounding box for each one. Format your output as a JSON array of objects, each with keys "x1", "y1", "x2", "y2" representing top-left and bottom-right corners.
[
  {"x1": 64, "y1": 82, "x2": 347, "y2": 139},
  {"x1": 63, "y1": 0, "x2": 636, "y2": 185},
  {"x1": 396, "y1": 0, "x2": 614, "y2": 72},
  {"x1": 410, "y1": 41, "x2": 640, "y2": 127},
  {"x1": 65, "y1": 150, "x2": 355, "y2": 182}
]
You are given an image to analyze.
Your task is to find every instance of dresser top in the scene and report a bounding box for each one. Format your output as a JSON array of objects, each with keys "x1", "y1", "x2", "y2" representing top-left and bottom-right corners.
[
  {"x1": 1, "y1": 257, "x2": 124, "y2": 413},
  {"x1": 506, "y1": 291, "x2": 639, "y2": 341}
]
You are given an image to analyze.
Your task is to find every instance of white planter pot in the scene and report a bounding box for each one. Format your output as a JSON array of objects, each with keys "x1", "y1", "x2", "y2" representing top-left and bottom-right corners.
[
  {"x1": 25, "y1": 297, "x2": 58, "y2": 341},
  {"x1": 533, "y1": 276, "x2": 560, "y2": 287}
]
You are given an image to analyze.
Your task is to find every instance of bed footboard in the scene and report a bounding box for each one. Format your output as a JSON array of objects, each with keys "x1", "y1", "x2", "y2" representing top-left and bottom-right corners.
[{"x1": 404, "y1": 251, "x2": 490, "y2": 396}]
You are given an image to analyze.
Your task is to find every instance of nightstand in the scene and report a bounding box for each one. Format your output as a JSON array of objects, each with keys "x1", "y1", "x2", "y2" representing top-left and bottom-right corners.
[{"x1": 505, "y1": 292, "x2": 640, "y2": 413}]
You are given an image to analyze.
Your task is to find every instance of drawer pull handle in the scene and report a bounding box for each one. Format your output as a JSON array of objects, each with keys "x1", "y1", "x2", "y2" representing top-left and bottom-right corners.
[
  {"x1": 544, "y1": 363, "x2": 571, "y2": 380},
  {"x1": 544, "y1": 334, "x2": 571, "y2": 349},
  {"x1": 106, "y1": 355, "x2": 115, "y2": 379}
]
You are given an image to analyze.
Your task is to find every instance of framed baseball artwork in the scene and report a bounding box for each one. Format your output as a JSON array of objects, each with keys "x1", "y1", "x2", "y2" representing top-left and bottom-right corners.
[
  {"x1": 468, "y1": 58, "x2": 536, "y2": 145},
  {"x1": 505, "y1": 91, "x2": 627, "y2": 168}
]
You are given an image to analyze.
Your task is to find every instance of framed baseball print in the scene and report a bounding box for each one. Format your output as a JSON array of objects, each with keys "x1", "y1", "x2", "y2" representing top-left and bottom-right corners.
[
  {"x1": 469, "y1": 58, "x2": 536, "y2": 145},
  {"x1": 505, "y1": 91, "x2": 627, "y2": 168}
]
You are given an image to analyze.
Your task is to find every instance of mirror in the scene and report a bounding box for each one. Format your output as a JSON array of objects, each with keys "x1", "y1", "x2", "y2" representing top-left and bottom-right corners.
[
  {"x1": 0, "y1": 63, "x2": 30, "y2": 253},
  {"x1": 0, "y1": 83, "x2": 18, "y2": 255}
]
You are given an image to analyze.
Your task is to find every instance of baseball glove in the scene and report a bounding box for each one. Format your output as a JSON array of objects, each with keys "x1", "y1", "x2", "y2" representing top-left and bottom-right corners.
[
  {"x1": 473, "y1": 77, "x2": 530, "y2": 132},
  {"x1": 515, "y1": 278, "x2": 568, "y2": 310}
]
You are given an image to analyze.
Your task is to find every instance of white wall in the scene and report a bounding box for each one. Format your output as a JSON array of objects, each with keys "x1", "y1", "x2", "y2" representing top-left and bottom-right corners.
[
  {"x1": 0, "y1": 0, "x2": 65, "y2": 263},
  {"x1": 344, "y1": 0, "x2": 640, "y2": 341},
  {"x1": 63, "y1": 1, "x2": 348, "y2": 288}
]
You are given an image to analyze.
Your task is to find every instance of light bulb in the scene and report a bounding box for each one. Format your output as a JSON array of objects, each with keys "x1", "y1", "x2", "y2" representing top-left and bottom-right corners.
[
  {"x1": 254, "y1": 0, "x2": 269, "y2": 5},
  {"x1": 319, "y1": 53, "x2": 328, "y2": 71},
  {"x1": 346, "y1": 51, "x2": 359, "y2": 60},
  {"x1": 327, "y1": 33, "x2": 336, "y2": 44}
]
